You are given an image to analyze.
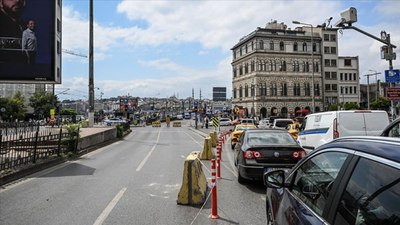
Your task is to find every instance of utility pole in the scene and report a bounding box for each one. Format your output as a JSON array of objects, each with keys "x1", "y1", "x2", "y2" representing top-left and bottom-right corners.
[{"x1": 88, "y1": 0, "x2": 94, "y2": 127}]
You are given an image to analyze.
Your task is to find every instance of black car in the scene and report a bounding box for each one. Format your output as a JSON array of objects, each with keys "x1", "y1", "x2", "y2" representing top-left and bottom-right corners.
[
  {"x1": 264, "y1": 136, "x2": 400, "y2": 225},
  {"x1": 234, "y1": 129, "x2": 305, "y2": 184}
]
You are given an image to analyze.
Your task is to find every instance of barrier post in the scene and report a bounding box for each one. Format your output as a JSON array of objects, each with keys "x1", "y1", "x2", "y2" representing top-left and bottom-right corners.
[
  {"x1": 209, "y1": 159, "x2": 219, "y2": 219},
  {"x1": 216, "y1": 148, "x2": 221, "y2": 179}
]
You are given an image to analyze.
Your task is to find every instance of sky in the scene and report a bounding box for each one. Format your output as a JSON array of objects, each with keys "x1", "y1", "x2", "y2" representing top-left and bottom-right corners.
[{"x1": 58, "y1": 0, "x2": 400, "y2": 100}]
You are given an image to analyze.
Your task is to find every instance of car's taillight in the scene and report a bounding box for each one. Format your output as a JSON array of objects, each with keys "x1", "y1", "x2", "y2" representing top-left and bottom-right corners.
[
  {"x1": 292, "y1": 150, "x2": 306, "y2": 159},
  {"x1": 333, "y1": 118, "x2": 339, "y2": 139},
  {"x1": 244, "y1": 149, "x2": 261, "y2": 159}
]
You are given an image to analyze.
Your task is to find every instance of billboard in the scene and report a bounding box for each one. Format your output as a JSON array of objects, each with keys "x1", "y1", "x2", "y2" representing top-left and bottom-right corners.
[{"x1": 0, "y1": 0, "x2": 61, "y2": 83}]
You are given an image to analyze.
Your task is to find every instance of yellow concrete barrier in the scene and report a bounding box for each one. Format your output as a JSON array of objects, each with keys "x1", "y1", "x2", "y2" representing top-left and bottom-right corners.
[
  {"x1": 200, "y1": 136, "x2": 214, "y2": 160},
  {"x1": 177, "y1": 151, "x2": 208, "y2": 205},
  {"x1": 173, "y1": 121, "x2": 181, "y2": 127},
  {"x1": 210, "y1": 131, "x2": 217, "y2": 147},
  {"x1": 152, "y1": 121, "x2": 161, "y2": 127}
]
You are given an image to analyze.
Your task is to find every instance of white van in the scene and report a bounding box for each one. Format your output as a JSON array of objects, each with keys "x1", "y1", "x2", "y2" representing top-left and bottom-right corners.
[{"x1": 298, "y1": 110, "x2": 389, "y2": 153}]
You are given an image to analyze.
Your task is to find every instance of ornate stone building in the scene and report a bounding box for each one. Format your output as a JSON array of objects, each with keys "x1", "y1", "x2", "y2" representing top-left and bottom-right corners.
[{"x1": 231, "y1": 21, "x2": 324, "y2": 118}]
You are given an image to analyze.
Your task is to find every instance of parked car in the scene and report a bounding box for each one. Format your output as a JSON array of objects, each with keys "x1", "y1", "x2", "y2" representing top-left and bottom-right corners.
[
  {"x1": 219, "y1": 118, "x2": 232, "y2": 126},
  {"x1": 298, "y1": 110, "x2": 390, "y2": 153},
  {"x1": 176, "y1": 114, "x2": 183, "y2": 120},
  {"x1": 272, "y1": 118, "x2": 294, "y2": 129},
  {"x1": 234, "y1": 129, "x2": 305, "y2": 184},
  {"x1": 380, "y1": 117, "x2": 400, "y2": 137},
  {"x1": 263, "y1": 136, "x2": 400, "y2": 225},
  {"x1": 103, "y1": 118, "x2": 126, "y2": 126},
  {"x1": 240, "y1": 118, "x2": 255, "y2": 125},
  {"x1": 230, "y1": 124, "x2": 257, "y2": 149}
]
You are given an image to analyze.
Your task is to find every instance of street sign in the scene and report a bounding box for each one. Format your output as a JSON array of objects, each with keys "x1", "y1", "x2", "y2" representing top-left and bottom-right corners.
[
  {"x1": 193, "y1": 101, "x2": 199, "y2": 107},
  {"x1": 385, "y1": 69, "x2": 400, "y2": 83},
  {"x1": 212, "y1": 118, "x2": 219, "y2": 127},
  {"x1": 387, "y1": 87, "x2": 400, "y2": 100}
]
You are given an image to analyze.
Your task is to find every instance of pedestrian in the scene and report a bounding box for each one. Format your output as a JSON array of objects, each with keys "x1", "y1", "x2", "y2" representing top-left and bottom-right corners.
[
  {"x1": 205, "y1": 116, "x2": 209, "y2": 129},
  {"x1": 166, "y1": 115, "x2": 170, "y2": 127},
  {"x1": 22, "y1": 18, "x2": 36, "y2": 64}
]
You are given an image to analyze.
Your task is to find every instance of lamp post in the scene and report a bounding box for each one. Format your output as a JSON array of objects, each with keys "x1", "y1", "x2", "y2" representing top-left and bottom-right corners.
[{"x1": 293, "y1": 21, "x2": 315, "y2": 112}]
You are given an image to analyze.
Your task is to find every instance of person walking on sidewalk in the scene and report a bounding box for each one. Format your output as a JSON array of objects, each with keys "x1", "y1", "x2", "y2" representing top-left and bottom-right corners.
[{"x1": 166, "y1": 115, "x2": 170, "y2": 127}]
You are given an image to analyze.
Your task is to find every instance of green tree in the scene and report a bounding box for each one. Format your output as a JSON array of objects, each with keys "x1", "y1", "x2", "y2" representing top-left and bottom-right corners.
[
  {"x1": 370, "y1": 97, "x2": 390, "y2": 110},
  {"x1": 29, "y1": 90, "x2": 58, "y2": 119},
  {"x1": 60, "y1": 108, "x2": 77, "y2": 116},
  {"x1": 0, "y1": 92, "x2": 26, "y2": 121},
  {"x1": 343, "y1": 102, "x2": 359, "y2": 110}
]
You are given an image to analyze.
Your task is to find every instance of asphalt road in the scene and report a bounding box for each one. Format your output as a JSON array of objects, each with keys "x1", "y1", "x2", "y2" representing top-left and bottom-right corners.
[{"x1": 0, "y1": 120, "x2": 267, "y2": 225}]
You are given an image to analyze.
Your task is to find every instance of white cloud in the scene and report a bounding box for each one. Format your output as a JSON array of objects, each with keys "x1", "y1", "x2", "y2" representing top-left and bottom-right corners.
[{"x1": 59, "y1": 1, "x2": 400, "y2": 100}]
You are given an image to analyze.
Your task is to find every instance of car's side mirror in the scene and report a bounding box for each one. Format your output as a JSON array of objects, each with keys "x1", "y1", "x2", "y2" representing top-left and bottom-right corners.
[{"x1": 263, "y1": 170, "x2": 285, "y2": 188}]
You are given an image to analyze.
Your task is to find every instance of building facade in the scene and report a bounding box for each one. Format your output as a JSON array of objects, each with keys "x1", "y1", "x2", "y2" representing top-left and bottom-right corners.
[
  {"x1": 231, "y1": 21, "x2": 360, "y2": 118},
  {"x1": 338, "y1": 56, "x2": 360, "y2": 105}
]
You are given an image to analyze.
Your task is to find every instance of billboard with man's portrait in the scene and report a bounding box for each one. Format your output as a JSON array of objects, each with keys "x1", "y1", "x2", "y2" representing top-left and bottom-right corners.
[{"x1": 0, "y1": 0, "x2": 61, "y2": 83}]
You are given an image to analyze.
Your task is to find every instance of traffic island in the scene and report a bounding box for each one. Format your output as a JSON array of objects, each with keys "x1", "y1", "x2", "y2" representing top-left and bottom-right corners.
[{"x1": 177, "y1": 151, "x2": 208, "y2": 205}]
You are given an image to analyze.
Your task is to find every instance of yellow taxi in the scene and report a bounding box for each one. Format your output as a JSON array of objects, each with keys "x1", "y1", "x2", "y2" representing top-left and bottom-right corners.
[
  {"x1": 286, "y1": 122, "x2": 301, "y2": 140},
  {"x1": 230, "y1": 124, "x2": 257, "y2": 149}
]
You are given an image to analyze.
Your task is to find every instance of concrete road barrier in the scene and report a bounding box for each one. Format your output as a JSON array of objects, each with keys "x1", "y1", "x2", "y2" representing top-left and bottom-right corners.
[
  {"x1": 200, "y1": 136, "x2": 214, "y2": 160},
  {"x1": 177, "y1": 151, "x2": 208, "y2": 205},
  {"x1": 173, "y1": 121, "x2": 181, "y2": 127},
  {"x1": 152, "y1": 121, "x2": 161, "y2": 127},
  {"x1": 210, "y1": 131, "x2": 217, "y2": 147}
]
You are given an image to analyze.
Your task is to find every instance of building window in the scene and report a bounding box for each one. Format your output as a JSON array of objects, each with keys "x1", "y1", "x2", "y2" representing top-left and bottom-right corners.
[
  {"x1": 314, "y1": 62, "x2": 319, "y2": 72},
  {"x1": 233, "y1": 88, "x2": 237, "y2": 98},
  {"x1": 280, "y1": 61, "x2": 287, "y2": 71},
  {"x1": 345, "y1": 73, "x2": 348, "y2": 81},
  {"x1": 270, "y1": 41, "x2": 274, "y2": 50},
  {"x1": 251, "y1": 61, "x2": 255, "y2": 72},
  {"x1": 340, "y1": 73, "x2": 343, "y2": 81},
  {"x1": 294, "y1": 42, "x2": 298, "y2": 51},
  {"x1": 240, "y1": 48, "x2": 242, "y2": 56},
  {"x1": 305, "y1": 62, "x2": 310, "y2": 72},
  {"x1": 331, "y1": 47, "x2": 336, "y2": 54},
  {"x1": 239, "y1": 86, "x2": 243, "y2": 98},
  {"x1": 344, "y1": 59, "x2": 352, "y2": 66},
  {"x1": 332, "y1": 72, "x2": 337, "y2": 79},
  {"x1": 315, "y1": 84, "x2": 320, "y2": 96},
  {"x1": 245, "y1": 63, "x2": 249, "y2": 74},
  {"x1": 324, "y1": 59, "x2": 330, "y2": 67},
  {"x1": 271, "y1": 83, "x2": 277, "y2": 96},
  {"x1": 245, "y1": 85, "x2": 249, "y2": 97},
  {"x1": 325, "y1": 84, "x2": 331, "y2": 91},
  {"x1": 281, "y1": 82, "x2": 287, "y2": 96},
  {"x1": 251, "y1": 85, "x2": 255, "y2": 97},
  {"x1": 259, "y1": 40, "x2": 264, "y2": 50},
  {"x1": 332, "y1": 84, "x2": 337, "y2": 91},
  {"x1": 280, "y1": 41, "x2": 285, "y2": 51},
  {"x1": 330, "y1": 34, "x2": 336, "y2": 41},
  {"x1": 306, "y1": 83, "x2": 311, "y2": 96},
  {"x1": 325, "y1": 71, "x2": 331, "y2": 79},
  {"x1": 251, "y1": 41, "x2": 254, "y2": 50},
  {"x1": 245, "y1": 45, "x2": 248, "y2": 53},
  {"x1": 233, "y1": 67, "x2": 237, "y2": 78},
  {"x1": 312, "y1": 43, "x2": 316, "y2": 52},
  {"x1": 324, "y1": 34, "x2": 329, "y2": 41},
  {"x1": 331, "y1": 59, "x2": 337, "y2": 67},
  {"x1": 272, "y1": 60, "x2": 276, "y2": 71},
  {"x1": 324, "y1": 46, "x2": 330, "y2": 54},
  {"x1": 302, "y1": 42, "x2": 307, "y2": 52},
  {"x1": 354, "y1": 86, "x2": 357, "y2": 94},
  {"x1": 239, "y1": 65, "x2": 243, "y2": 75},
  {"x1": 353, "y1": 73, "x2": 357, "y2": 81}
]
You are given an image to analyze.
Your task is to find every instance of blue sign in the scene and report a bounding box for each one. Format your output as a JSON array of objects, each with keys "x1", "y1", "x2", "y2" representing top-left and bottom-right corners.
[
  {"x1": 193, "y1": 101, "x2": 199, "y2": 107},
  {"x1": 385, "y1": 69, "x2": 400, "y2": 83}
]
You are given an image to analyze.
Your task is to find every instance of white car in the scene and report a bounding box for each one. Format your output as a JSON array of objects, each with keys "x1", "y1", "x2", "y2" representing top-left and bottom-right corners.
[
  {"x1": 103, "y1": 118, "x2": 126, "y2": 126},
  {"x1": 258, "y1": 119, "x2": 271, "y2": 128},
  {"x1": 208, "y1": 118, "x2": 232, "y2": 126}
]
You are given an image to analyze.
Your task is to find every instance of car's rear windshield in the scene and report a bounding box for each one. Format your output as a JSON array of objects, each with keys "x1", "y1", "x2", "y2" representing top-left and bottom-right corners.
[
  {"x1": 275, "y1": 120, "x2": 293, "y2": 127},
  {"x1": 247, "y1": 132, "x2": 297, "y2": 145},
  {"x1": 236, "y1": 126, "x2": 254, "y2": 131}
]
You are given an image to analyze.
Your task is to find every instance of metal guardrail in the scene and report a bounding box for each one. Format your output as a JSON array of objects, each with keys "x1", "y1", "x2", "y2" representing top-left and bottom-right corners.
[{"x1": 0, "y1": 124, "x2": 78, "y2": 172}]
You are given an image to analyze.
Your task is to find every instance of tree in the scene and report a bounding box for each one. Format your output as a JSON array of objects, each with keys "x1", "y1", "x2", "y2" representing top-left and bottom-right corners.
[
  {"x1": 370, "y1": 97, "x2": 390, "y2": 110},
  {"x1": 29, "y1": 90, "x2": 58, "y2": 119},
  {"x1": 0, "y1": 92, "x2": 26, "y2": 121}
]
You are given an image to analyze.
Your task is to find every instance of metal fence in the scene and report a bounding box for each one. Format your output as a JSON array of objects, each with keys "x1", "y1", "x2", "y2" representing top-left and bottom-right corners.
[{"x1": 0, "y1": 124, "x2": 78, "y2": 171}]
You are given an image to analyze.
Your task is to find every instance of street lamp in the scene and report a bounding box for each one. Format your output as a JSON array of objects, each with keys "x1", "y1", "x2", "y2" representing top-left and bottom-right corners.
[{"x1": 293, "y1": 21, "x2": 315, "y2": 112}]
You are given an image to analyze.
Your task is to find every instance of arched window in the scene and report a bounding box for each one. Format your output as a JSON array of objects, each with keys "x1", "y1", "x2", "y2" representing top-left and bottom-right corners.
[
  {"x1": 264, "y1": 83, "x2": 268, "y2": 96},
  {"x1": 280, "y1": 60, "x2": 287, "y2": 71},
  {"x1": 280, "y1": 41, "x2": 285, "y2": 51},
  {"x1": 239, "y1": 65, "x2": 243, "y2": 75},
  {"x1": 272, "y1": 60, "x2": 276, "y2": 71},
  {"x1": 293, "y1": 42, "x2": 298, "y2": 51},
  {"x1": 259, "y1": 40, "x2": 264, "y2": 50},
  {"x1": 251, "y1": 61, "x2": 255, "y2": 72},
  {"x1": 315, "y1": 61, "x2": 319, "y2": 72},
  {"x1": 251, "y1": 84, "x2": 255, "y2": 97},
  {"x1": 305, "y1": 83, "x2": 311, "y2": 96},
  {"x1": 233, "y1": 88, "x2": 237, "y2": 98},
  {"x1": 239, "y1": 86, "x2": 243, "y2": 98},
  {"x1": 306, "y1": 62, "x2": 310, "y2": 72},
  {"x1": 270, "y1": 41, "x2": 274, "y2": 50},
  {"x1": 281, "y1": 82, "x2": 287, "y2": 96},
  {"x1": 303, "y1": 42, "x2": 307, "y2": 52}
]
